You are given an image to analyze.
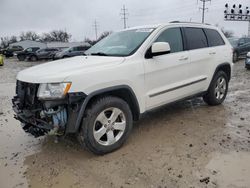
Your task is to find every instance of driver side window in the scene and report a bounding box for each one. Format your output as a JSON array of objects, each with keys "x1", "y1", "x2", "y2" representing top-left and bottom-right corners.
[{"x1": 155, "y1": 28, "x2": 183, "y2": 53}]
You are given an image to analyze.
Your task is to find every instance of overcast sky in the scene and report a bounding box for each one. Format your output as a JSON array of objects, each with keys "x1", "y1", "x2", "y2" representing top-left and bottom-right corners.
[{"x1": 0, "y1": 0, "x2": 249, "y2": 41}]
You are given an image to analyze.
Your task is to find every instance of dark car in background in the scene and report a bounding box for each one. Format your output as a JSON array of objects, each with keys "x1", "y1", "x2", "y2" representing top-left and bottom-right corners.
[
  {"x1": 229, "y1": 37, "x2": 250, "y2": 62},
  {"x1": 31, "y1": 48, "x2": 60, "y2": 61},
  {"x1": 16, "y1": 47, "x2": 40, "y2": 61},
  {"x1": 53, "y1": 45, "x2": 90, "y2": 60},
  {"x1": 3, "y1": 45, "x2": 24, "y2": 58}
]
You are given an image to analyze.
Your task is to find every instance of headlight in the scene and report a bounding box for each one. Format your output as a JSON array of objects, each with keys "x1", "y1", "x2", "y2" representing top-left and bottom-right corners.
[{"x1": 37, "y1": 82, "x2": 72, "y2": 100}]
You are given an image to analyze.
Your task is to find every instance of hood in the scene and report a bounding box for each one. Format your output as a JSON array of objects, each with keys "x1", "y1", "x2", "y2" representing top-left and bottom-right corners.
[{"x1": 17, "y1": 56, "x2": 125, "y2": 83}]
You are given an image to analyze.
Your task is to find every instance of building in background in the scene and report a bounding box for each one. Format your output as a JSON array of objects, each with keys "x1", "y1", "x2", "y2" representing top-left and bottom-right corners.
[
  {"x1": 46, "y1": 42, "x2": 90, "y2": 49},
  {"x1": 9, "y1": 40, "x2": 90, "y2": 50},
  {"x1": 9, "y1": 40, "x2": 46, "y2": 49}
]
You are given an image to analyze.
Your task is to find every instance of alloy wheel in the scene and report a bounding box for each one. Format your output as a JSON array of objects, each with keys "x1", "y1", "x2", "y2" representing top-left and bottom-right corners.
[{"x1": 93, "y1": 107, "x2": 126, "y2": 146}]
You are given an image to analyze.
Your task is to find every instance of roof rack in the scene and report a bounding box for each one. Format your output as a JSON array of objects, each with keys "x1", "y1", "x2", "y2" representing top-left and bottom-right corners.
[{"x1": 170, "y1": 21, "x2": 211, "y2": 25}]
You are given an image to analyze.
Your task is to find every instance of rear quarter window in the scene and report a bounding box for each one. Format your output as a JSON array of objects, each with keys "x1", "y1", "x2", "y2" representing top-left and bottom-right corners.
[
  {"x1": 183, "y1": 27, "x2": 208, "y2": 50},
  {"x1": 204, "y1": 29, "x2": 225, "y2": 47}
]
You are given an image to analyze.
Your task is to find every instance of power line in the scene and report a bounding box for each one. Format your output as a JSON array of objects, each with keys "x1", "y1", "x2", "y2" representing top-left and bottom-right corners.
[
  {"x1": 199, "y1": 0, "x2": 211, "y2": 23},
  {"x1": 120, "y1": 5, "x2": 129, "y2": 29},
  {"x1": 92, "y1": 20, "x2": 99, "y2": 40}
]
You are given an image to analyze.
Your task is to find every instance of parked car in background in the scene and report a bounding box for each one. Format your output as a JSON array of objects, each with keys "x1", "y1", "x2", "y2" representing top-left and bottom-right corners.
[
  {"x1": 30, "y1": 48, "x2": 60, "y2": 61},
  {"x1": 53, "y1": 45, "x2": 90, "y2": 60},
  {"x1": 3, "y1": 46, "x2": 24, "y2": 58},
  {"x1": 16, "y1": 47, "x2": 40, "y2": 61},
  {"x1": 246, "y1": 52, "x2": 250, "y2": 70},
  {"x1": 229, "y1": 37, "x2": 250, "y2": 62}
]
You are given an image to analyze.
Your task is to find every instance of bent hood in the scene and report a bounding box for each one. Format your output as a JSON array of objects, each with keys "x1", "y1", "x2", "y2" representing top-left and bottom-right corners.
[{"x1": 17, "y1": 56, "x2": 125, "y2": 83}]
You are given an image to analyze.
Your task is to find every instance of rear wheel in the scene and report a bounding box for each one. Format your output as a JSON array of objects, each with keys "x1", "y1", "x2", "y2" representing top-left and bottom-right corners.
[
  {"x1": 30, "y1": 55, "x2": 37, "y2": 61},
  {"x1": 203, "y1": 71, "x2": 228, "y2": 106},
  {"x1": 17, "y1": 55, "x2": 25, "y2": 61},
  {"x1": 78, "y1": 96, "x2": 133, "y2": 155}
]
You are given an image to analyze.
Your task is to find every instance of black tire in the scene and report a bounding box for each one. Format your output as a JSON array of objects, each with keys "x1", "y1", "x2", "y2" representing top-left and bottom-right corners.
[
  {"x1": 17, "y1": 55, "x2": 25, "y2": 61},
  {"x1": 203, "y1": 71, "x2": 228, "y2": 106},
  {"x1": 30, "y1": 55, "x2": 37, "y2": 61},
  {"x1": 233, "y1": 51, "x2": 238, "y2": 63},
  {"x1": 78, "y1": 96, "x2": 133, "y2": 155}
]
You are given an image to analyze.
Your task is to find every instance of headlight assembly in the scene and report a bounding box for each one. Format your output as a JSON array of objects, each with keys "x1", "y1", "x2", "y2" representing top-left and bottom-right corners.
[{"x1": 37, "y1": 82, "x2": 71, "y2": 100}]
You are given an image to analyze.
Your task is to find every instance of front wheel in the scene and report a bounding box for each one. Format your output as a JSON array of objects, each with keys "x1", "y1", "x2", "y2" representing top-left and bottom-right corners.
[
  {"x1": 203, "y1": 71, "x2": 228, "y2": 106},
  {"x1": 78, "y1": 96, "x2": 133, "y2": 155}
]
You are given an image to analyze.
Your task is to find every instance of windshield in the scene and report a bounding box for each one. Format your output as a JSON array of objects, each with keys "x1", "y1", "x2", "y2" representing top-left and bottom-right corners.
[{"x1": 85, "y1": 28, "x2": 155, "y2": 56}]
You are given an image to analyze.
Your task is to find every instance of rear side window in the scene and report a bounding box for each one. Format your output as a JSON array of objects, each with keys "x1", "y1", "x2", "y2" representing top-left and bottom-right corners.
[
  {"x1": 184, "y1": 28, "x2": 208, "y2": 50},
  {"x1": 155, "y1": 28, "x2": 183, "y2": 53},
  {"x1": 204, "y1": 29, "x2": 225, "y2": 47}
]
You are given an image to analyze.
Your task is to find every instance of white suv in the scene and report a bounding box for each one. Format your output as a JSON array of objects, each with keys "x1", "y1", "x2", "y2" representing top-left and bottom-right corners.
[{"x1": 13, "y1": 22, "x2": 233, "y2": 154}]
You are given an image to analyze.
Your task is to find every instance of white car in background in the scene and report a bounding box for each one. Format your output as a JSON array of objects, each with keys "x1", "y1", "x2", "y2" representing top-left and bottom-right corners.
[{"x1": 13, "y1": 22, "x2": 233, "y2": 154}]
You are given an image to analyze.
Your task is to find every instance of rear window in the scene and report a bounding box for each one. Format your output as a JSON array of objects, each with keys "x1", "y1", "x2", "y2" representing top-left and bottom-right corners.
[
  {"x1": 204, "y1": 29, "x2": 225, "y2": 47},
  {"x1": 184, "y1": 28, "x2": 208, "y2": 50}
]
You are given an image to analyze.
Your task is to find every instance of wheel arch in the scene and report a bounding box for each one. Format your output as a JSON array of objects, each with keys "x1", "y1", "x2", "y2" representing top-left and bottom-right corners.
[
  {"x1": 213, "y1": 63, "x2": 231, "y2": 81},
  {"x1": 75, "y1": 85, "x2": 140, "y2": 132}
]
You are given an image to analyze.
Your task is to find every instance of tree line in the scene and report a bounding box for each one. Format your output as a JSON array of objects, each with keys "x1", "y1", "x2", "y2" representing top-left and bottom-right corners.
[{"x1": 0, "y1": 30, "x2": 112, "y2": 48}]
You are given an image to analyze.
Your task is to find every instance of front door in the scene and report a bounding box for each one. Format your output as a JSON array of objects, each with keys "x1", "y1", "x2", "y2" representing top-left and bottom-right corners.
[{"x1": 144, "y1": 27, "x2": 191, "y2": 110}]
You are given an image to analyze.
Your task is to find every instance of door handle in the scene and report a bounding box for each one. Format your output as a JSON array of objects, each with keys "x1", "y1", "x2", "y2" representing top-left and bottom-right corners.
[
  {"x1": 209, "y1": 52, "x2": 216, "y2": 55},
  {"x1": 179, "y1": 56, "x2": 188, "y2": 61}
]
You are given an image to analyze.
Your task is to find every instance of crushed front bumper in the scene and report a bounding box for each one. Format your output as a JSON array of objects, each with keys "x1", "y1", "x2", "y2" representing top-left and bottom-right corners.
[{"x1": 12, "y1": 81, "x2": 86, "y2": 137}]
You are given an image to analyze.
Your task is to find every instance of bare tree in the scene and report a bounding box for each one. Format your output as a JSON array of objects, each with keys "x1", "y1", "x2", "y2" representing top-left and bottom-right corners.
[
  {"x1": 215, "y1": 24, "x2": 234, "y2": 38},
  {"x1": 221, "y1": 28, "x2": 234, "y2": 38},
  {"x1": 9, "y1": 36, "x2": 18, "y2": 43},
  {"x1": 19, "y1": 31, "x2": 40, "y2": 41},
  {"x1": 97, "y1": 31, "x2": 112, "y2": 41},
  {"x1": 0, "y1": 37, "x2": 11, "y2": 48},
  {"x1": 84, "y1": 31, "x2": 112, "y2": 46},
  {"x1": 41, "y1": 30, "x2": 72, "y2": 42}
]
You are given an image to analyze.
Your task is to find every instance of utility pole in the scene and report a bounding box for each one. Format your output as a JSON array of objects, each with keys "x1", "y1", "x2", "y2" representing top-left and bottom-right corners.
[
  {"x1": 93, "y1": 20, "x2": 99, "y2": 40},
  {"x1": 199, "y1": 0, "x2": 211, "y2": 23},
  {"x1": 120, "y1": 5, "x2": 129, "y2": 29}
]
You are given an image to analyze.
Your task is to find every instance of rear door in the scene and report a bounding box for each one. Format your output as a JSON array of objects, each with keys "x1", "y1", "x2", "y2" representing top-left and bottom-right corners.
[
  {"x1": 37, "y1": 49, "x2": 48, "y2": 59},
  {"x1": 182, "y1": 27, "x2": 211, "y2": 92},
  {"x1": 203, "y1": 28, "x2": 227, "y2": 79}
]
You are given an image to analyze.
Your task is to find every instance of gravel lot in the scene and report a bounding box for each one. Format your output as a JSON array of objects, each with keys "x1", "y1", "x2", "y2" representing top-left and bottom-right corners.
[{"x1": 0, "y1": 58, "x2": 250, "y2": 188}]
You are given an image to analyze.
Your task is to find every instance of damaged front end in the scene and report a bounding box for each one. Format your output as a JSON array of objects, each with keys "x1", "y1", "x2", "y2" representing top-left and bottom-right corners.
[{"x1": 12, "y1": 81, "x2": 85, "y2": 137}]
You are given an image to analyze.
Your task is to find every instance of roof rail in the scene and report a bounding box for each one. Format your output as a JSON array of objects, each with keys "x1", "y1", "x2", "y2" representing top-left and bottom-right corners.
[{"x1": 170, "y1": 21, "x2": 211, "y2": 25}]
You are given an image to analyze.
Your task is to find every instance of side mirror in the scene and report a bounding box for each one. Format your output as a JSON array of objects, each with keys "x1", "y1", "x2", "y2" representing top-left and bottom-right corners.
[{"x1": 145, "y1": 42, "x2": 171, "y2": 58}]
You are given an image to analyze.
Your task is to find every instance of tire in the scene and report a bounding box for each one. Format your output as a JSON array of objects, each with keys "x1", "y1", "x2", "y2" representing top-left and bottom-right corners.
[
  {"x1": 30, "y1": 55, "x2": 37, "y2": 61},
  {"x1": 233, "y1": 51, "x2": 238, "y2": 63},
  {"x1": 203, "y1": 71, "x2": 228, "y2": 106},
  {"x1": 78, "y1": 96, "x2": 133, "y2": 155},
  {"x1": 17, "y1": 55, "x2": 25, "y2": 61}
]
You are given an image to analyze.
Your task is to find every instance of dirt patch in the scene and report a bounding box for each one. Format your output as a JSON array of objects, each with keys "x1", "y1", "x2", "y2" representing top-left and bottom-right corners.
[{"x1": 0, "y1": 58, "x2": 250, "y2": 188}]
